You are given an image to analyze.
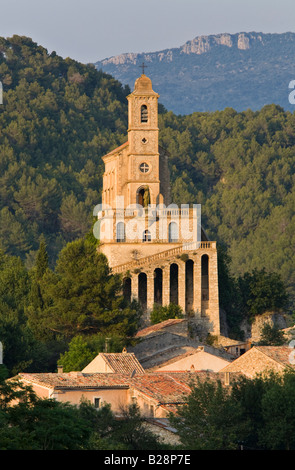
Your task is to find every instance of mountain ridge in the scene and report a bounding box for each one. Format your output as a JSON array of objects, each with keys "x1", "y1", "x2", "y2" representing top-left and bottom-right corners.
[{"x1": 95, "y1": 31, "x2": 295, "y2": 114}]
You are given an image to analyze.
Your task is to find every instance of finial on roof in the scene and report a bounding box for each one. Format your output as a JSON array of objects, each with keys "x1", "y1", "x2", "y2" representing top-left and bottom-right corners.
[{"x1": 122, "y1": 347, "x2": 127, "y2": 354}]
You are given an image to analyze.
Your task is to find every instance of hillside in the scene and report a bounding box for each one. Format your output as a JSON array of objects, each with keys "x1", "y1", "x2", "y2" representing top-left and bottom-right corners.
[
  {"x1": 0, "y1": 35, "x2": 130, "y2": 264},
  {"x1": 95, "y1": 31, "x2": 295, "y2": 114},
  {"x1": 0, "y1": 35, "x2": 295, "y2": 312}
]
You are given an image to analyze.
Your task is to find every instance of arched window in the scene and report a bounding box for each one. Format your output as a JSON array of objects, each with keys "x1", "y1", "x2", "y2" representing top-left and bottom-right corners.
[
  {"x1": 154, "y1": 268, "x2": 163, "y2": 305},
  {"x1": 141, "y1": 104, "x2": 148, "y2": 123},
  {"x1": 142, "y1": 229, "x2": 151, "y2": 242},
  {"x1": 138, "y1": 272, "x2": 147, "y2": 311},
  {"x1": 168, "y1": 222, "x2": 179, "y2": 242},
  {"x1": 116, "y1": 222, "x2": 126, "y2": 242},
  {"x1": 170, "y1": 263, "x2": 179, "y2": 305}
]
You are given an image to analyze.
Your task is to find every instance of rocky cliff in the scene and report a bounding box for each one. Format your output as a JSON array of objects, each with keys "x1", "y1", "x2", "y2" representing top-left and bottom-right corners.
[{"x1": 95, "y1": 32, "x2": 295, "y2": 114}]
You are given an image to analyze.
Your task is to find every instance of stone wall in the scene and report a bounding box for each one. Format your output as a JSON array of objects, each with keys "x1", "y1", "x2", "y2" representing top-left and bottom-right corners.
[{"x1": 241, "y1": 312, "x2": 288, "y2": 342}]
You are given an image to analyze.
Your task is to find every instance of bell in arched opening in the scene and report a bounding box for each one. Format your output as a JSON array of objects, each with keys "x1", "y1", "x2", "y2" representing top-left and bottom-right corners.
[{"x1": 141, "y1": 104, "x2": 148, "y2": 123}]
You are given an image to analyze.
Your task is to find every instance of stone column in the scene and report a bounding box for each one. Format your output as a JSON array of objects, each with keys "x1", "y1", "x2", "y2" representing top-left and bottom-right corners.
[
  {"x1": 208, "y1": 247, "x2": 220, "y2": 335},
  {"x1": 193, "y1": 255, "x2": 202, "y2": 314},
  {"x1": 146, "y1": 271, "x2": 155, "y2": 311},
  {"x1": 131, "y1": 274, "x2": 138, "y2": 302},
  {"x1": 178, "y1": 262, "x2": 186, "y2": 313},
  {"x1": 162, "y1": 266, "x2": 170, "y2": 306}
]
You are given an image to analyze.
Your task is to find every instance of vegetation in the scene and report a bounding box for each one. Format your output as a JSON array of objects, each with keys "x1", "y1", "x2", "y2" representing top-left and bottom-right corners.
[
  {"x1": 0, "y1": 237, "x2": 142, "y2": 376},
  {"x1": 0, "y1": 36, "x2": 295, "y2": 451},
  {"x1": 170, "y1": 369, "x2": 295, "y2": 450},
  {"x1": 258, "y1": 323, "x2": 287, "y2": 346},
  {"x1": 150, "y1": 303, "x2": 183, "y2": 325},
  {"x1": 0, "y1": 35, "x2": 129, "y2": 265},
  {"x1": 158, "y1": 105, "x2": 295, "y2": 319}
]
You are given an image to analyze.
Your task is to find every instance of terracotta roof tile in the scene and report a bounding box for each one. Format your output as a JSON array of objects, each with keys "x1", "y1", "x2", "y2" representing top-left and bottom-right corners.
[
  {"x1": 98, "y1": 352, "x2": 145, "y2": 375},
  {"x1": 254, "y1": 346, "x2": 295, "y2": 366}
]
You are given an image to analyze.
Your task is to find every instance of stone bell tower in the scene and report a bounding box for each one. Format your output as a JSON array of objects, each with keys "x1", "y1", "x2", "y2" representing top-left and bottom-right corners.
[
  {"x1": 126, "y1": 73, "x2": 162, "y2": 207},
  {"x1": 97, "y1": 72, "x2": 220, "y2": 335}
]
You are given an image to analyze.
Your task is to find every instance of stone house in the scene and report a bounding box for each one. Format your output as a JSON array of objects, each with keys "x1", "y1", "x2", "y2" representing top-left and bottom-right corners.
[
  {"x1": 149, "y1": 346, "x2": 232, "y2": 373},
  {"x1": 220, "y1": 346, "x2": 295, "y2": 378},
  {"x1": 81, "y1": 351, "x2": 145, "y2": 375}
]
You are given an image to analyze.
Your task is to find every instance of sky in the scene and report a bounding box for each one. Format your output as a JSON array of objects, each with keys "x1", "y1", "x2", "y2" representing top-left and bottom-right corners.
[{"x1": 1, "y1": 0, "x2": 294, "y2": 64}]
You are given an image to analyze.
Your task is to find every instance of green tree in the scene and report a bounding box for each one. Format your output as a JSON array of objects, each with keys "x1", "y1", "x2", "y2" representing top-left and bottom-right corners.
[
  {"x1": 57, "y1": 335, "x2": 96, "y2": 372},
  {"x1": 238, "y1": 268, "x2": 289, "y2": 319},
  {"x1": 259, "y1": 371, "x2": 295, "y2": 450},
  {"x1": 258, "y1": 323, "x2": 287, "y2": 346},
  {"x1": 58, "y1": 333, "x2": 129, "y2": 372},
  {"x1": 170, "y1": 376, "x2": 246, "y2": 450},
  {"x1": 0, "y1": 376, "x2": 92, "y2": 450},
  {"x1": 150, "y1": 303, "x2": 183, "y2": 325},
  {"x1": 35, "y1": 235, "x2": 49, "y2": 280},
  {"x1": 27, "y1": 239, "x2": 141, "y2": 341}
]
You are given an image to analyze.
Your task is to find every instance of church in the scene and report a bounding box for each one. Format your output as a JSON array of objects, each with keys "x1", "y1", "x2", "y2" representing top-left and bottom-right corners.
[{"x1": 95, "y1": 71, "x2": 220, "y2": 335}]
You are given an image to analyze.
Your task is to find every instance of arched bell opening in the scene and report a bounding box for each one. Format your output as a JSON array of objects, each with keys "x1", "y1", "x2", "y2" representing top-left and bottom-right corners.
[
  {"x1": 137, "y1": 186, "x2": 150, "y2": 208},
  {"x1": 141, "y1": 104, "x2": 148, "y2": 123}
]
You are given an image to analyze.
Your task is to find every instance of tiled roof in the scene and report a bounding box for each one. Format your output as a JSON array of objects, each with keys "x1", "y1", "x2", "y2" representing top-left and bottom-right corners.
[
  {"x1": 18, "y1": 372, "x2": 130, "y2": 389},
  {"x1": 17, "y1": 369, "x2": 233, "y2": 417},
  {"x1": 131, "y1": 372, "x2": 192, "y2": 404},
  {"x1": 99, "y1": 353, "x2": 145, "y2": 375},
  {"x1": 254, "y1": 346, "x2": 295, "y2": 366},
  {"x1": 135, "y1": 319, "x2": 185, "y2": 338}
]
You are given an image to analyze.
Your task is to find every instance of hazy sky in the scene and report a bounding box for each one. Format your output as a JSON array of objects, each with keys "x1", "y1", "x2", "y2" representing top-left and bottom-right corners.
[{"x1": 1, "y1": 0, "x2": 294, "y2": 63}]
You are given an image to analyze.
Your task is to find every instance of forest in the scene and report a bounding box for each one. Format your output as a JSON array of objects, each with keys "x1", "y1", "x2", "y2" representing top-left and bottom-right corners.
[{"x1": 0, "y1": 35, "x2": 294, "y2": 375}]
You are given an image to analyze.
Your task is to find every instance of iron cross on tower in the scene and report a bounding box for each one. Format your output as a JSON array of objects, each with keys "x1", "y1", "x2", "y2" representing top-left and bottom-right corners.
[{"x1": 140, "y1": 62, "x2": 147, "y2": 74}]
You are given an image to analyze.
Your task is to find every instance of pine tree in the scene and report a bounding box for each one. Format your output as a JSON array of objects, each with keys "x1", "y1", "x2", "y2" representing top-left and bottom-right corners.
[{"x1": 35, "y1": 235, "x2": 49, "y2": 280}]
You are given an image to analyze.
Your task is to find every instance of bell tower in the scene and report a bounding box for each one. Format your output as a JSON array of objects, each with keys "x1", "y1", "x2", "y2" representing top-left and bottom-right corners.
[
  {"x1": 126, "y1": 73, "x2": 162, "y2": 207},
  {"x1": 98, "y1": 71, "x2": 220, "y2": 335}
]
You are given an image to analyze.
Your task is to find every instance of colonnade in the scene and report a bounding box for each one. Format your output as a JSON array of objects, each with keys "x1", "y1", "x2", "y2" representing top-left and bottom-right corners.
[{"x1": 123, "y1": 254, "x2": 212, "y2": 315}]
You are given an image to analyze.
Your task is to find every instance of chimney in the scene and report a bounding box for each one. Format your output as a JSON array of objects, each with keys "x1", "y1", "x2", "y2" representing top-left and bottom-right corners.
[
  {"x1": 57, "y1": 365, "x2": 63, "y2": 374},
  {"x1": 105, "y1": 337, "x2": 110, "y2": 353}
]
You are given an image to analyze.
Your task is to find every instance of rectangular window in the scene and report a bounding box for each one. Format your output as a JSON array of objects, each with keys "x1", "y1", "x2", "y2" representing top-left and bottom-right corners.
[{"x1": 94, "y1": 397, "x2": 101, "y2": 409}]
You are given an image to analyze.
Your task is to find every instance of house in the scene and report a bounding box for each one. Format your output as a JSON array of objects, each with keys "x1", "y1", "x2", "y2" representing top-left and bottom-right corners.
[
  {"x1": 129, "y1": 318, "x2": 234, "y2": 371},
  {"x1": 223, "y1": 340, "x2": 252, "y2": 358},
  {"x1": 82, "y1": 351, "x2": 145, "y2": 375},
  {"x1": 148, "y1": 345, "x2": 232, "y2": 373},
  {"x1": 16, "y1": 367, "x2": 230, "y2": 419},
  {"x1": 220, "y1": 346, "x2": 295, "y2": 378}
]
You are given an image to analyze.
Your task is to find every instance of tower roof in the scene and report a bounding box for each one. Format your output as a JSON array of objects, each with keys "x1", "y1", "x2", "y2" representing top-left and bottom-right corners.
[{"x1": 132, "y1": 74, "x2": 159, "y2": 97}]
